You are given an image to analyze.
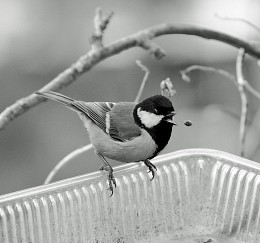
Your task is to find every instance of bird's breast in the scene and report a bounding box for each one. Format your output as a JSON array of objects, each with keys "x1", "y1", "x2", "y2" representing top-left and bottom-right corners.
[{"x1": 88, "y1": 122, "x2": 157, "y2": 162}]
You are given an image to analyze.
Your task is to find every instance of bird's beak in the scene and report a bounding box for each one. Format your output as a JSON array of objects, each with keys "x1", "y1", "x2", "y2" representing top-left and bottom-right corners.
[{"x1": 164, "y1": 111, "x2": 177, "y2": 125}]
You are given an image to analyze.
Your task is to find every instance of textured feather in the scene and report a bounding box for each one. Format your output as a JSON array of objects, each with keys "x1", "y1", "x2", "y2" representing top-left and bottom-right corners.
[
  {"x1": 36, "y1": 91, "x2": 115, "y2": 134},
  {"x1": 35, "y1": 91, "x2": 74, "y2": 106},
  {"x1": 36, "y1": 91, "x2": 141, "y2": 142},
  {"x1": 73, "y1": 101, "x2": 115, "y2": 133},
  {"x1": 107, "y1": 102, "x2": 141, "y2": 141}
]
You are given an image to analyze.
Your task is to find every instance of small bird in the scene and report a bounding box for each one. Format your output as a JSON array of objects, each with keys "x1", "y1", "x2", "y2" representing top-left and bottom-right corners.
[{"x1": 35, "y1": 91, "x2": 176, "y2": 195}]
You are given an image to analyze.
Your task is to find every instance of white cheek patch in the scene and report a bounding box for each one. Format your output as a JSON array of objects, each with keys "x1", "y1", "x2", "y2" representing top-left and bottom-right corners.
[{"x1": 137, "y1": 108, "x2": 164, "y2": 128}]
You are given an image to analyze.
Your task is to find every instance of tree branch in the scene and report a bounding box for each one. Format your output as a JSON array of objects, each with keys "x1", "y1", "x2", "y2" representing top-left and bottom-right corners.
[
  {"x1": 180, "y1": 55, "x2": 250, "y2": 158},
  {"x1": 2, "y1": 11, "x2": 260, "y2": 131},
  {"x1": 236, "y1": 48, "x2": 248, "y2": 157},
  {"x1": 90, "y1": 8, "x2": 114, "y2": 50},
  {"x1": 181, "y1": 64, "x2": 260, "y2": 103},
  {"x1": 134, "y1": 60, "x2": 150, "y2": 103},
  {"x1": 215, "y1": 13, "x2": 260, "y2": 35},
  {"x1": 180, "y1": 65, "x2": 237, "y2": 86},
  {"x1": 181, "y1": 51, "x2": 249, "y2": 157},
  {"x1": 244, "y1": 80, "x2": 260, "y2": 100},
  {"x1": 44, "y1": 144, "x2": 93, "y2": 184}
]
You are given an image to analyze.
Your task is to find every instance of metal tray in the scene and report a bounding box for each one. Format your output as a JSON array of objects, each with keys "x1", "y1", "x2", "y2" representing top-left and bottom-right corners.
[{"x1": 0, "y1": 149, "x2": 259, "y2": 242}]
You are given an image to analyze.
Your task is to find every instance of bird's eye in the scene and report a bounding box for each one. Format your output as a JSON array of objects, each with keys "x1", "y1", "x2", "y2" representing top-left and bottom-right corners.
[{"x1": 154, "y1": 108, "x2": 158, "y2": 114}]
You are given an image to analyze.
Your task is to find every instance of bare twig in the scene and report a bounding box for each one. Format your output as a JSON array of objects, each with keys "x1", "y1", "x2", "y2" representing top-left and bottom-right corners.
[
  {"x1": 236, "y1": 48, "x2": 247, "y2": 157},
  {"x1": 2, "y1": 12, "x2": 260, "y2": 131},
  {"x1": 137, "y1": 35, "x2": 165, "y2": 59},
  {"x1": 90, "y1": 8, "x2": 114, "y2": 50},
  {"x1": 215, "y1": 13, "x2": 260, "y2": 35},
  {"x1": 44, "y1": 144, "x2": 93, "y2": 184},
  {"x1": 180, "y1": 55, "x2": 249, "y2": 157},
  {"x1": 180, "y1": 65, "x2": 237, "y2": 85},
  {"x1": 181, "y1": 64, "x2": 260, "y2": 103},
  {"x1": 244, "y1": 81, "x2": 260, "y2": 100},
  {"x1": 134, "y1": 60, "x2": 150, "y2": 103}
]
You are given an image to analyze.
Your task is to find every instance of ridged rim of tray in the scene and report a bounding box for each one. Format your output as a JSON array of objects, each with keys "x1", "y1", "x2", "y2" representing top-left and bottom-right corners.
[{"x1": 0, "y1": 148, "x2": 259, "y2": 203}]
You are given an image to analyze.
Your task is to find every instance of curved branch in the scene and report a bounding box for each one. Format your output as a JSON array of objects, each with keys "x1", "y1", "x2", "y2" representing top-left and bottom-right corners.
[
  {"x1": 44, "y1": 144, "x2": 93, "y2": 184},
  {"x1": 180, "y1": 65, "x2": 237, "y2": 85},
  {"x1": 1, "y1": 21, "x2": 260, "y2": 131}
]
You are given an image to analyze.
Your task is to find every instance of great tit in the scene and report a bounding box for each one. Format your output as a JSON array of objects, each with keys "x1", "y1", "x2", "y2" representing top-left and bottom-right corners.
[{"x1": 35, "y1": 91, "x2": 176, "y2": 195}]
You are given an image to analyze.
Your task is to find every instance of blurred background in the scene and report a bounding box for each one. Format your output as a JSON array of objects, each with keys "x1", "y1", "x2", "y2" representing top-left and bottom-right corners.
[{"x1": 1, "y1": 0, "x2": 260, "y2": 195}]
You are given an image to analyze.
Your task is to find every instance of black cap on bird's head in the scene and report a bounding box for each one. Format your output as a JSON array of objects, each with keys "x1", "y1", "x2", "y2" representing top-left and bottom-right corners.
[{"x1": 133, "y1": 95, "x2": 176, "y2": 129}]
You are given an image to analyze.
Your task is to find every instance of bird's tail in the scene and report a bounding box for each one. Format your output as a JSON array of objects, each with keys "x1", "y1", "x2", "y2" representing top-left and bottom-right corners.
[{"x1": 35, "y1": 90, "x2": 77, "y2": 109}]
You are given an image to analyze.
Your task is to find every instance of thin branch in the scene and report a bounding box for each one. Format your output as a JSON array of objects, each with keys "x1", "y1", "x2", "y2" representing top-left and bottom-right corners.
[
  {"x1": 244, "y1": 80, "x2": 260, "y2": 100},
  {"x1": 134, "y1": 60, "x2": 150, "y2": 103},
  {"x1": 136, "y1": 35, "x2": 165, "y2": 59},
  {"x1": 180, "y1": 58, "x2": 249, "y2": 157},
  {"x1": 90, "y1": 8, "x2": 114, "y2": 50},
  {"x1": 181, "y1": 64, "x2": 260, "y2": 103},
  {"x1": 236, "y1": 48, "x2": 248, "y2": 157},
  {"x1": 215, "y1": 13, "x2": 260, "y2": 35},
  {"x1": 180, "y1": 65, "x2": 237, "y2": 85},
  {"x1": 2, "y1": 15, "x2": 260, "y2": 131},
  {"x1": 44, "y1": 144, "x2": 93, "y2": 184}
]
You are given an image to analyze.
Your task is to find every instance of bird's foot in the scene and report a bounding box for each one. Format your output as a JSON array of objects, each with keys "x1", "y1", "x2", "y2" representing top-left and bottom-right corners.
[
  {"x1": 144, "y1": 159, "x2": 157, "y2": 180},
  {"x1": 100, "y1": 165, "x2": 116, "y2": 196}
]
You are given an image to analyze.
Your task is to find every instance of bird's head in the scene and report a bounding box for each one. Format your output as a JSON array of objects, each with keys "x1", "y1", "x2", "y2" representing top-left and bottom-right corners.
[{"x1": 134, "y1": 95, "x2": 176, "y2": 129}]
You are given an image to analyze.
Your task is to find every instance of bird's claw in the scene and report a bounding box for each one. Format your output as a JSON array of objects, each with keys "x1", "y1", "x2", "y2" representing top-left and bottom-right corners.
[
  {"x1": 100, "y1": 165, "x2": 116, "y2": 196},
  {"x1": 99, "y1": 165, "x2": 106, "y2": 171},
  {"x1": 144, "y1": 159, "x2": 157, "y2": 181},
  {"x1": 107, "y1": 171, "x2": 116, "y2": 197}
]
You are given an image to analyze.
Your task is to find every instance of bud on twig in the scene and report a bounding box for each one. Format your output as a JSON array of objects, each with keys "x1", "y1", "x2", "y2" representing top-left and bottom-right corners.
[{"x1": 160, "y1": 78, "x2": 176, "y2": 98}]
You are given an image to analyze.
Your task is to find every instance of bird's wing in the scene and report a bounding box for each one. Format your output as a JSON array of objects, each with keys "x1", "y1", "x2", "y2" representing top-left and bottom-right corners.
[
  {"x1": 75, "y1": 101, "x2": 141, "y2": 142},
  {"x1": 36, "y1": 92, "x2": 114, "y2": 128},
  {"x1": 36, "y1": 91, "x2": 141, "y2": 142},
  {"x1": 107, "y1": 102, "x2": 141, "y2": 141},
  {"x1": 73, "y1": 101, "x2": 115, "y2": 134}
]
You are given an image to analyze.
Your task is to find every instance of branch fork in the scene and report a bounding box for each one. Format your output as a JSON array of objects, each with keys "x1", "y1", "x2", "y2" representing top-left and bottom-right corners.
[
  {"x1": 180, "y1": 48, "x2": 254, "y2": 158},
  {"x1": 90, "y1": 8, "x2": 114, "y2": 51},
  {"x1": 136, "y1": 33, "x2": 165, "y2": 59}
]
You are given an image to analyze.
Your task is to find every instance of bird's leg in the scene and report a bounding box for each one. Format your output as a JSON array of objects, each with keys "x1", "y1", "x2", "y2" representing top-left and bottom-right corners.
[
  {"x1": 144, "y1": 159, "x2": 157, "y2": 181},
  {"x1": 96, "y1": 153, "x2": 116, "y2": 196}
]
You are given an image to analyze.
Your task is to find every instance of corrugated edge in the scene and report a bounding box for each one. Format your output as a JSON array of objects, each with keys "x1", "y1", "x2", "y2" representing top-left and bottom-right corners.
[{"x1": 0, "y1": 149, "x2": 259, "y2": 204}]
